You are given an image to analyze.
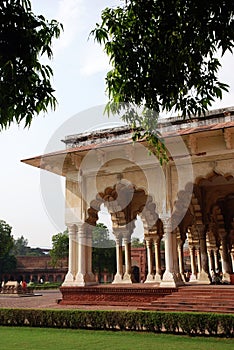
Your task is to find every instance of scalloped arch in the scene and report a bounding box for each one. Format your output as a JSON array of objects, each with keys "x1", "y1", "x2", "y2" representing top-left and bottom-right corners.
[{"x1": 85, "y1": 182, "x2": 159, "y2": 231}]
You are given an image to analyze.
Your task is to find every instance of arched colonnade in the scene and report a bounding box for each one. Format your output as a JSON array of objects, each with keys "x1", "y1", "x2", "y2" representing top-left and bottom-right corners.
[{"x1": 63, "y1": 173, "x2": 234, "y2": 287}]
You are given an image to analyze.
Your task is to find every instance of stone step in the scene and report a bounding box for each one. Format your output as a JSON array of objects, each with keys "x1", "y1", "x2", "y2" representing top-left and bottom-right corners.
[
  {"x1": 140, "y1": 301, "x2": 234, "y2": 312},
  {"x1": 155, "y1": 296, "x2": 234, "y2": 302},
  {"x1": 151, "y1": 301, "x2": 234, "y2": 307},
  {"x1": 175, "y1": 291, "x2": 234, "y2": 295},
  {"x1": 142, "y1": 286, "x2": 234, "y2": 314},
  {"x1": 139, "y1": 306, "x2": 234, "y2": 314}
]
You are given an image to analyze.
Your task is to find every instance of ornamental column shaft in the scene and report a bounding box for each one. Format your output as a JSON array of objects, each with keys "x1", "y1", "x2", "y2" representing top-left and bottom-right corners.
[
  {"x1": 214, "y1": 249, "x2": 220, "y2": 272},
  {"x1": 113, "y1": 235, "x2": 123, "y2": 284},
  {"x1": 177, "y1": 240, "x2": 185, "y2": 281},
  {"x1": 63, "y1": 224, "x2": 77, "y2": 286},
  {"x1": 220, "y1": 234, "x2": 231, "y2": 282},
  {"x1": 207, "y1": 249, "x2": 215, "y2": 275},
  {"x1": 86, "y1": 230, "x2": 95, "y2": 284},
  {"x1": 75, "y1": 225, "x2": 87, "y2": 286},
  {"x1": 231, "y1": 249, "x2": 234, "y2": 273},
  {"x1": 197, "y1": 226, "x2": 210, "y2": 283},
  {"x1": 123, "y1": 235, "x2": 132, "y2": 283},
  {"x1": 197, "y1": 247, "x2": 201, "y2": 274},
  {"x1": 154, "y1": 238, "x2": 162, "y2": 282},
  {"x1": 189, "y1": 246, "x2": 197, "y2": 281},
  {"x1": 145, "y1": 238, "x2": 154, "y2": 283},
  {"x1": 160, "y1": 217, "x2": 184, "y2": 287}
]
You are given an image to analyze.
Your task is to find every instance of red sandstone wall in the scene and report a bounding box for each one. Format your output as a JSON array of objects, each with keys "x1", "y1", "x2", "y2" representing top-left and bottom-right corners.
[{"x1": 16, "y1": 256, "x2": 68, "y2": 269}]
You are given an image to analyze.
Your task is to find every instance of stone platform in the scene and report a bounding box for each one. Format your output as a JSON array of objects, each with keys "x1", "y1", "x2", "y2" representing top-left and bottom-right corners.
[{"x1": 59, "y1": 284, "x2": 178, "y2": 306}]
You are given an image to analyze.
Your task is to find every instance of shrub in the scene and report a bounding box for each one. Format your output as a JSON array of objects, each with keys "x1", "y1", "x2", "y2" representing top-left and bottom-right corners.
[
  {"x1": 29, "y1": 282, "x2": 61, "y2": 290},
  {"x1": 0, "y1": 308, "x2": 233, "y2": 337}
]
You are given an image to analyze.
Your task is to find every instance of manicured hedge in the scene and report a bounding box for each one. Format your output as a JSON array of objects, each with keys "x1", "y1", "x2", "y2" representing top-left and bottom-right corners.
[
  {"x1": 0, "y1": 308, "x2": 233, "y2": 337},
  {"x1": 28, "y1": 282, "x2": 61, "y2": 290}
]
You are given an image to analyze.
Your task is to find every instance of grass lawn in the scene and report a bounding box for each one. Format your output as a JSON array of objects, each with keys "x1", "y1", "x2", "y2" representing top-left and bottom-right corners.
[{"x1": 0, "y1": 327, "x2": 233, "y2": 350}]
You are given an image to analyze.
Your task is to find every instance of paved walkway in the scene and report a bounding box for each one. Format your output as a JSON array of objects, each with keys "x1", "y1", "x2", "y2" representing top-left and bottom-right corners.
[{"x1": 0, "y1": 290, "x2": 137, "y2": 311}]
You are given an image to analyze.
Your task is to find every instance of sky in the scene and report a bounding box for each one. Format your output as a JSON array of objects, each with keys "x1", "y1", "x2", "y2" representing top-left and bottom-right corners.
[{"x1": 0, "y1": 0, "x2": 234, "y2": 248}]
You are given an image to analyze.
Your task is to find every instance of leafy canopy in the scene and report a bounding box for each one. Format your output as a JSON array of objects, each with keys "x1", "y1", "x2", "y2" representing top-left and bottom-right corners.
[
  {"x1": 0, "y1": 219, "x2": 16, "y2": 274},
  {"x1": 0, "y1": 220, "x2": 13, "y2": 258},
  {"x1": 50, "y1": 230, "x2": 69, "y2": 267},
  {"x1": 92, "y1": 0, "x2": 234, "y2": 154},
  {"x1": 12, "y1": 235, "x2": 45, "y2": 256},
  {"x1": 0, "y1": 0, "x2": 63, "y2": 129}
]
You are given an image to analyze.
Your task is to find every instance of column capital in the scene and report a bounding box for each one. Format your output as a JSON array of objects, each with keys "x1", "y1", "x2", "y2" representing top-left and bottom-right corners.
[
  {"x1": 123, "y1": 236, "x2": 131, "y2": 245},
  {"x1": 122, "y1": 231, "x2": 131, "y2": 241},
  {"x1": 67, "y1": 223, "x2": 77, "y2": 234},
  {"x1": 145, "y1": 237, "x2": 153, "y2": 247},
  {"x1": 115, "y1": 236, "x2": 123, "y2": 246},
  {"x1": 161, "y1": 215, "x2": 172, "y2": 233},
  {"x1": 113, "y1": 228, "x2": 123, "y2": 240},
  {"x1": 218, "y1": 229, "x2": 227, "y2": 240},
  {"x1": 177, "y1": 241, "x2": 184, "y2": 250},
  {"x1": 153, "y1": 235, "x2": 161, "y2": 244},
  {"x1": 197, "y1": 224, "x2": 205, "y2": 239},
  {"x1": 189, "y1": 246, "x2": 194, "y2": 253}
]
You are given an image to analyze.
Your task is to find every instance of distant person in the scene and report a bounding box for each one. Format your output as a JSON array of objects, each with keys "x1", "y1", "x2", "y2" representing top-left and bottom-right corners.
[{"x1": 22, "y1": 280, "x2": 27, "y2": 291}]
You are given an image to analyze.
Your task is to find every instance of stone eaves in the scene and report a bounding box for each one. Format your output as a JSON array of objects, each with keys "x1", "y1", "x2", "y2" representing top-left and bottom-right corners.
[{"x1": 21, "y1": 106, "x2": 234, "y2": 171}]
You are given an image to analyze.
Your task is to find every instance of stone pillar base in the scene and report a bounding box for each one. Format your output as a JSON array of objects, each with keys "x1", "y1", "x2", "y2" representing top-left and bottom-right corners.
[
  {"x1": 160, "y1": 271, "x2": 184, "y2": 288},
  {"x1": 197, "y1": 271, "x2": 211, "y2": 284},
  {"x1": 122, "y1": 273, "x2": 132, "y2": 283},
  {"x1": 74, "y1": 272, "x2": 91, "y2": 286},
  {"x1": 62, "y1": 271, "x2": 74, "y2": 286},
  {"x1": 144, "y1": 273, "x2": 155, "y2": 283},
  {"x1": 189, "y1": 274, "x2": 197, "y2": 282},
  {"x1": 154, "y1": 273, "x2": 162, "y2": 283},
  {"x1": 222, "y1": 272, "x2": 230, "y2": 283},
  {"x1": 112, "y1": 273, "x2": 123, "y2": 284}
]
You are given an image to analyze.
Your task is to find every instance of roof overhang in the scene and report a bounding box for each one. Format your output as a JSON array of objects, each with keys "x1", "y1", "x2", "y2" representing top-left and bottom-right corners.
[{"x1": 21, "y1": 107, "x2": 234, "y2": 177}]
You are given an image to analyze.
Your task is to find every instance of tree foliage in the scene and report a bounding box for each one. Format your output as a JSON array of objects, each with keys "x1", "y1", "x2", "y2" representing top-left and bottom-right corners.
[
  {"x1": 0, "y1": 0, "x2": 63, "y2": 129},
  {"x1": 0, "y1": 220, "x2": 16, "y2": 274},
  {"x1": 12, "y1": 235, "x2": 28, "y2": 256},
  {"x1": 131, "y1": 237, "x2": 145, "y2": 248},
  {"x1": 0, "y1": 220, "x2": 13, "y2": 257},
  {"x1": 92, "y1": 0, "x2": 234, "y2": 155},
  {"x1": 50, "y1": 230, "x2": 69, "y2": 267},
  {"x1": 12, "y1": 235, "x2": 45, "y2": 256}
]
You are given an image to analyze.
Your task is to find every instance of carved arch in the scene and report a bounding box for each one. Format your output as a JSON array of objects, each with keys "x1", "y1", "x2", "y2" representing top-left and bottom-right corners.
[{"x1": 85, "y1": 182, "x2": 159, "y2": 233}]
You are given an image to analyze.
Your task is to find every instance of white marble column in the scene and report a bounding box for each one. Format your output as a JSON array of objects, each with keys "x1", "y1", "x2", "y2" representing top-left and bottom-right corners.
[
  {"x1": 197, "y1": 226, "x2": 210, "y2": 284},
  {"x1": 189, "y1": 246, "x2": 197, "y2": 281},
  {"x1": 86, "y1": 229, "x2": 96, "y2": 284},
  {"x1": 160, "y1": 217, "x2": 184, "y2": 287},
  {"x1": 231, "y1": 248, "x2": 234, "y2": 273},
  {"x1": 113, "y1": 233, "x2": 123, "y2": 284},
  {"x1": 214, "y1": 248, "x2": 220, "y2": 272},
  {"x1": 207, "y1": 249, "x2": 215, "y2": 276},
  {"x1": 196, "y1": 247, "x2": 201, "y2": 275},
  {"x1": 154, "y1": 237, "x2": 162, "y2": 282},
  {"x1": 145, "y1": 237, "x2": 154, "y2": 283},
  {"x1": 219, "y1": 233, "x2": 231, "y2": 282},
  {"x1": 75, "y1": 224, "x2": 87, "y2": 286},
  {"x1": 63, "y1": 224, "x2": 77, "y2": 286},
  {"x1": 177, "y1": 239, "x2": 185, "y2": 282},
  {"x1": 123, "y1": 234, "x2": 132, "y2": 283}
]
